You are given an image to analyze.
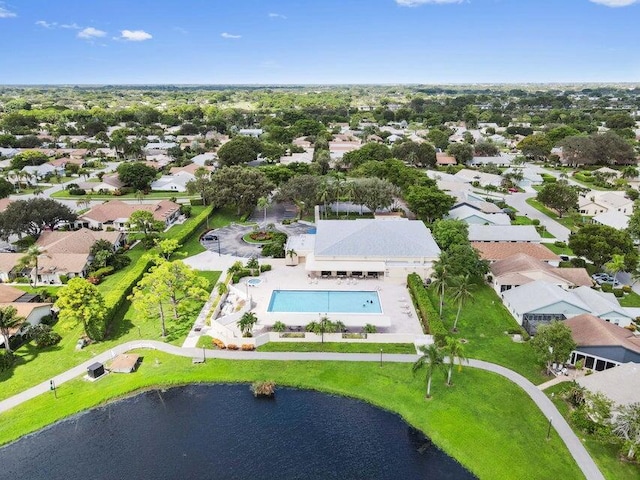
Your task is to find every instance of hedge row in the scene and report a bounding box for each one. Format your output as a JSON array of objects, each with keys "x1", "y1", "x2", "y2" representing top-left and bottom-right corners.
[
  {"x1": 407, "y1": 274, "x2": 447, "y2": 343},
  {"x1": 168, "y1": 206, "x2": 213, "y2": 245}
]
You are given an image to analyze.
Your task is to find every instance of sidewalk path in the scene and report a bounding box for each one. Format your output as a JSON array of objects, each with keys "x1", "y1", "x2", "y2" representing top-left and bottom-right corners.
[
  {"x1": 0, "y1": 341, "x2": 604, "y2": 480},
  {"x1": 503, "y1": 191, "x2": 571, "y2": 243}
]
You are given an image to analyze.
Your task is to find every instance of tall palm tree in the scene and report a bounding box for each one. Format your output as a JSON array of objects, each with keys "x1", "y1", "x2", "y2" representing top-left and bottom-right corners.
[
  {"x1": 18, "y1": 246, "x2": 45, "y2": 288},
  {"x1": 450, "y1": 274, "x2": 475, "y2": 332},
  {"x1": 444, "y1": 336, "x2": 468, "y2": 386},
  {"x1": 344, "y1": 181, "x2": 356, "y2": 218},
  {"x1": 0, "y1": 306, "x2": 24, "y2": 354},
  {"x1": 318, "y1": 180, "x2": 331, "y2": 219},
  {"x1": 412, "y1": 344, "x2": 444, "y2": 399},
  {"x1": 431, "y1": 253, "x2": 450, "y2": 316},
  {"x1": 257, "y1": 196, "x2": 270, "y2": 227}
]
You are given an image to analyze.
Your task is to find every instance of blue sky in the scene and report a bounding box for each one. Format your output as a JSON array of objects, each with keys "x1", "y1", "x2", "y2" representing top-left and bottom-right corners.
[{"x1": 0, "y1": 0, "x2": 638, "y2": 84}]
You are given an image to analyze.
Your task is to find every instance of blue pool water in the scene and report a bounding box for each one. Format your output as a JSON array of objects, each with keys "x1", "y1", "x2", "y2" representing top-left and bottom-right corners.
[{"x1": 268, "y1": 290, "x2": 382, "y2": 314}]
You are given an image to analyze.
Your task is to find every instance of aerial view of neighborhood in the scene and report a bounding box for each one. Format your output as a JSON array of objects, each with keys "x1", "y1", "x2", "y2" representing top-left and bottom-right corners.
[{"x1": 0, "y1": 0, "x2": 639, "y2": 479}]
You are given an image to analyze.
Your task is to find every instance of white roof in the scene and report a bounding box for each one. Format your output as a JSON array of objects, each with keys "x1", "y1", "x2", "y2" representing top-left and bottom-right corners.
[
  {"x1": 468, "y1": 225, "x2": 541, "y2": 242},
  {"x1": 314, "y1": 219, "x2": 441, "y2": 259},
  {"x1": 447, "y1": 206, "x2": 511, "y2": 226},
  {"x1": 191, "y1": 153, "x2": 216, "y2": 166},
  {"x1": 571, "y1": 286, "x2": 631, "y2": 320},
  {"x1": 593, "y1": 211, "x2": 630, "y2": 230},
  {"x1": 502, "y1": 280, "x2": 590, "y2": 314},
  {"x1": 468, "y1": 154, "x2": 515, "y2": 166},
  {"x1": 454, "y1": 169, "x2": 503, "y2": 187},
  {"x1": 577, "y1": 363, "x2": 640, "y2": 407}
]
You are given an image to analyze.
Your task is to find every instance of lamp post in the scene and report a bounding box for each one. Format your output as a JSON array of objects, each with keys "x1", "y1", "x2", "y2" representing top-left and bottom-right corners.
[
  {"x1": 546, "y1": 417, "x2": 553, "y2": 440},
  {"x1": 202, "y1": 346, "x2": 206, "y2": 363},
  {"x1": 50, "y1": 379, "x2": 57, "y2": 399},
  {"x1": 380, "y1": 349, "x2": 383, "y2": 367}
]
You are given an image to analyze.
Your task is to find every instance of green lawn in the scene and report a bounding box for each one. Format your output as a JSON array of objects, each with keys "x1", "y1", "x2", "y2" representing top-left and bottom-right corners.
[
  {"x1": 257, "y1": 342, "x2": 417, "y2": 353},
  {"x1": 52, "y1": 190, "x2": 198, "y2": 200},
  {"x1": 430, "y1": 283, "x2": 549, "y2": 385},
  {"x1": 526, "y1": 197, "x2": 583, "y2": 232},
  {"x1": 618, "y1": 290, "x2": 640, "y2": 307},
  {"x1": 546, "y1": 243, "x2": 575, "y2": 256},
  {"x1": 546, "y1": 383, "x2": 640, "y2": 480},
  {"x1": 0, "y1": 352, "x2": 584, "y2": 480},
  {"x1": 0, "y1": 208, "x2": 233, "y2": 402}
]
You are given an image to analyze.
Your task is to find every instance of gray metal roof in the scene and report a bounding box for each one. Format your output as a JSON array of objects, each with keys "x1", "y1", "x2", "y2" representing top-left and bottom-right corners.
[
  {"x1": 502, "y1": 280, "x2": 590, "y2": 314},
  {"x1": 468, "y1": 225, "x2": 541, "y2": 242},
  {"x1": 314, "y1": 219, "x2": 441, "y2": 259}
]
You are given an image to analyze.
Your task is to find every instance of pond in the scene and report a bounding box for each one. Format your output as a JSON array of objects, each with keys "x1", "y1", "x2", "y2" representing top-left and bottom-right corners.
[{"x1": 0, "y1": 384, "x2": 475, "y2": 480}]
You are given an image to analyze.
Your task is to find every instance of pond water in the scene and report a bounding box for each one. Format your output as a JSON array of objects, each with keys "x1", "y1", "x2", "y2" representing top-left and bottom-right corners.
[{"x1": 0, "y1": 384, "x2": 475, "y2": 480}]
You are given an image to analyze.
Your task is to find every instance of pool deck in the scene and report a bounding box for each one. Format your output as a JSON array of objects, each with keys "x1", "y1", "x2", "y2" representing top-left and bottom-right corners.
[{"x1": 242, "y1": 260, "x2": 423, "y2": 335}]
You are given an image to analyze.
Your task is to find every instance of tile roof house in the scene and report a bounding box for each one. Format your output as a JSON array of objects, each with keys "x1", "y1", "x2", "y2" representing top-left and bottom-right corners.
[
  {"x1": 79, "y1": 200, "x2": 181, "y2": 231},
  {"x1": 0, "y1": 253, "x2": 24, "y2": 282},
  {"x1": 0, "y1": 285, "x2": 30, "y2": 303},
  {"x1": 36, "y1": 228, "x2": 124, "y2": 254},
  {"x1": 289, "y1": 219, "x2": 441, "y2": 281},
  {"x1": 472, "y1": 242, "x2": 560, "y2": 265},
  {"x1": 435, "y1": 152, "x2": 457, "y2": 166},
  {"x1": 565, "y1": 314, "x2": 640, "y2": 369},
  {"x1": 0, "y1": 302, "x2": 53, "y2": 350},
  {"x1": 468, "y1": 225, "x2": 541, "y2": 243},
  {"x1": 150, "y1": 171, "x2": 195, "y2": 192},
  {"x1": 578, "y1": 192, "x2": 634, "y2": 216},
  {"x1": 77, "y1": 173, "x2": 124, "y2": 193},
  {"x1": 490, "y1": 253, "x2": 592, "y2": 293},
  {"x1": 576, "y1": 362, "x2": 640, "y2": 406},
  {"x1": 447, "y1": 205, "x2": 511, "y2": 226}
]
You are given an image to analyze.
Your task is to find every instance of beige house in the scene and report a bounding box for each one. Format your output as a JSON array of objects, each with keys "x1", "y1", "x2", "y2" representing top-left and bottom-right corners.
[
  {"x1": 0, "y1": 254, "x2": 22, "y2": 283},
  {"x1": 578, "y1": 192, "x2": 633, "y2": 216},
  {"x1": 78, "y1": 200, "x2": 181, "y2": 231},
  {"x1": 0, "y1": 302, "x2": 53, "y2": 349}
]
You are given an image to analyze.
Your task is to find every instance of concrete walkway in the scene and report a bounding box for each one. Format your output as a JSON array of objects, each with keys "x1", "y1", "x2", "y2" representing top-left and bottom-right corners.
[{"x1": 0, "y1": 341, "x2": 604, "y2": 480}]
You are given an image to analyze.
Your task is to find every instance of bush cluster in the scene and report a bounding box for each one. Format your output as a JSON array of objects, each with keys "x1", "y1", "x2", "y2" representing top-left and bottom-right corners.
[{"x1": 407, "y1": 273, "x2": 447, "y2": 343}]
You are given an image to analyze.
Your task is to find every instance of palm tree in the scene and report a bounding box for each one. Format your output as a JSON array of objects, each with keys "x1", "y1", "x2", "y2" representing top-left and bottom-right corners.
[
  {"x1": 237, "y1": 312, "x2": 258, "y2": 337},
  {"x1": 0, "y1": 306, "x2": 24, "y2": 354},
  {"x1": 605, "y1": 254, "x2": 626, "y2": 284},
  {"x1": 18, "y1": 246, "x2": 45, "y2": 288},
  {"x1": 431, "y1": 253, "x2": 450, "y2": 316},
  {"x1": 444, "y1": 336, "x2": 468, "y2": 386},
  {"x1": 257, "y1": 196, "x2": 270, "y2": 226},
  {"x1": 412, "y1": 344, "x2": 444, "y2": 399},
  {"x1": 612, "y1": 403, "x2": 640, "y2": 460},
  {"x1": 135, "y1": 189, "x2": 145, "y2": 204},
  {"x1": 318, "y1": 180, "x2": 331, "y2": 219},
  {"x1": 622, "y1": 166, "x2": 639, "y2": 180},
  {"x1": 450, "y1": 274, "x2": 475, "y2": 332},
  {"x1": 344, "y1": 181, "x2": 356, "y2": 218}
]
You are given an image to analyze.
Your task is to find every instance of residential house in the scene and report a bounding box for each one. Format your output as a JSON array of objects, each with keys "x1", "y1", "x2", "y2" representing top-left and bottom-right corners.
[
  {"x1": 0, "y1": 302, "x2": 53, "y2": 349},
  {"x1": 0, "y1": 147, "x2": 18, "y2": 159},
  {"x1": 287, "y1": 218, "x2": 441, "y2": 281},
  {"x1": 79, "y1": 200, "x2": 181, "y2": 231},
  {"x1": 22, "y1": 163, "x2": 62, "y2": 180},
  {"x1": 571, "y1": 286, "x2": 634, "y2": 327},
  {"x1": 501, "y1": 280, "x2": 591, "y2": 334},
  {"x1": 150, "y1": 171, "x2": 195, "y2": 192},
  {"x1": 502, "y1": 167, "x2": 543, "y2": 188},
  {"x1": 190, "y1": 153, "x2": 216, "y2": 166},
  {"x1": 578, "y1": 192, "x2": 634, "y2": 216},
  {"x1": 435, "y1": 152, "x2": 456, "y2": 167},
  {"x1": 143, "y1": 142, "x2": 177, "y2": 156},
  {"x1": 566, "y1": 314, "x2": 640, "y2": 370},
  {"x1": 468, "y1": 154, "x2": 515, "y2": 168},
  {"x1": 238, "y1": 129, "x2": 263, "y2": 138},
  {"x1": 447, "y1": 205, "x2": 511, "y2": 226},
  {"x1": 77, "y1": 173, "x2": 124, "y2": 193},
  {"x1": 472, "y1": 242, "x2": 560, "y2": 266},
  {"x1": 468, "y1": 225, "x2": 541, "y2": 243},
  {"x1": 37, "y1": 228, "x2": 125, "y2": 254},
  {"x1": 454, "y1": 169, "x2": 503, "y2": 188},
  {"x1": 576, "y1": 362, "x2": 640, "y2": 406},
  {"x1": 592, "y1": 211, "x2": 630, "y2": 230},
  {"x1": 490, "y1": 253, "x2": 591, "y2": 293},
  {"x1": 0, "y1": 254, "x2": 23, "y2": 282}
]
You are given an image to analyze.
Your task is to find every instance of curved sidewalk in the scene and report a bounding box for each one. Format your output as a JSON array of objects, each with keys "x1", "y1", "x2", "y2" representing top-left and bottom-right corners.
[{"x1": 0, "y1": 341, "x2": 604, "y2": 480}]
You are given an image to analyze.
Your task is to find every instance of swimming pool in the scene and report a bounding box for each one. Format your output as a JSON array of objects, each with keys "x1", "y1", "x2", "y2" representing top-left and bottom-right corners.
[
  {"x1": 268, "y1": 290, "x2": 382, "y2": 314},
  {"x1": 246, "y1": 278, "x2": 263, "y2": 287}
]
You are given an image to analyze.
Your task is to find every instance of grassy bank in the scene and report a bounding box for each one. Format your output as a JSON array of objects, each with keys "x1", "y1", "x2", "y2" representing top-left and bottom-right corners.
[
  {"x1": 430, "y1": 283, "x2": 549, "y2": 385},
  {"x1": 256, "y1": 342, "x2": 416, "y2": 353},
  {"x1": 0, "y1": 352, "x2": 583, "y2": 480}
]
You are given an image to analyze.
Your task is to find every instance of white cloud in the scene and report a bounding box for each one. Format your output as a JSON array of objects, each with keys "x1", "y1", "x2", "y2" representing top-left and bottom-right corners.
[
  {"x1": 35, "y1": 20, "x2": 56, "y2": 28},
  {"x1": 120, "y1": 29, "x2": 152, "y2": 41},
  {"x1": 0, "y1": 6, "x2": 16, "y2": 18},
  {"x1": 395, "y1": 0, "x2": 463, "y2": 6},
  {"x1": 61, "y1": 23, "x2": 81, "y2": 30},
  {"x1": 221, "y1": 32, "x2": 241, "y2": 39},
  {"x1": 589, "y1": 0, "x2": 639, "y2": 6},
  {"x1": 268, "y1": 13, "x2": 287, "y2": 19},
  {"x1": 78, "y1": 27, "x2": 106, "y2": 39}
]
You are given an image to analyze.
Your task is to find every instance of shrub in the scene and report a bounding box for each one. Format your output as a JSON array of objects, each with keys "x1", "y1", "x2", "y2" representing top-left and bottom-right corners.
[
  {"x1": 0, "y1": 351, "x2": 16, "y2": 372},
  {"x1": 600, "y1": 283, "x2": 613, "y2": 293},
  {"x1": 190, "y1": 198, "x2": 204, "y2": 206},
  {"x1": 554, "y1": 241, "x2": 567, "y2": 248},
  {"x1": 227, "y1": 344, "x2": 239, "y2": 350},
  {"x1": 363, "y1": 324, "x2": 377, "y2": 334},
  {"x1": 39, "y1": 314, "x2": 54, "y2": 326},
  {"x1": 613, "y1": 288, "x2": 624, "y2": 298},
  {"x1": 407, "y1": 273, "x2": 447, "y2": 343},
  {"x1": 90, "y1": 266, "x2": 115, "y2": 279},
  {"x1": 180, "y1": 204, "x2": 192, "y2": 218},
  {"x1": 58, "y1": 275, "x2": 69, "y2": 285},
  {"x1": 250, "y1": 381, "x2": 275, "y2": 397},
  {"x1": 27, "y1": 324, "x2": 62, "y2": 348},
  {"x1": 231, "y1": 269, "x2": 252, "y2": 284},
  {"x1": 622, "y1": 285, "x2": 632, "y2": 293},
  {"x1": 241, "y1": 344, "x2": 255, "y2": 351},
  {"x1": 68, "y1": 188, "x2": 86, "y2": 196},
  {"x1": 272, "y1": 321, "x2": 286, "y2": 333},
  {"x1": 211, "y1": 338, "x2": 226, "y2": 349},
  {"x1": 260, "y1": 264, "x2": 272, "y2": 273},
  {"x1": 569, "y1": 258, "x2": 586, "y2": 268},
  {"x1": 531, "y1": 219, "x2": 540, "y2": 226}
]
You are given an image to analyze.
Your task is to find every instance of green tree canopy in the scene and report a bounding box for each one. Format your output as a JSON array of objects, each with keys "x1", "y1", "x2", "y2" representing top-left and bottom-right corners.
[
  {"x1": 536, "y1": 182, "x2": 578, "y2": 218},
  {"x1": 447, "y1": 142, "x2": 474, "y2": 164},
  {"x1": 569, "y1": 224, "x2": 637, "y2": 270},
  {"x1": 405, "y1": 186, "x2": 455, "y2": 224},
  {"x1": 217, "y1": 135, "x2": 262, "y2": 166},
  {"x1": 209, "y1": 166, "x2": 274, "y2": 216},
  {"x1": 517, "y1": 134, "x2": 552, "y2": 161},
  {"x1": 530, "y1": 320, "x2": 576, "y2": 369},
  {"x1": 55, "y1": 278, "x2": 108, "y2": 340},
  {"x1": 116, "y1": 162, "x2": 158, "y2": 191},
  {"x1": 341, "y1": 143, "x2": 392, "y2": 169}
]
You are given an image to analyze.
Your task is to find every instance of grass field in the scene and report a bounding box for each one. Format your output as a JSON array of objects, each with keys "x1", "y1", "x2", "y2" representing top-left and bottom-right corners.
[
  {"x1": 0, "y1": 352, "x2": 584, "y2": 480},
  {"x1": 525, "y1": 197, "x2": 584, "y2": 232},
  {"x1": 430, "y1": 283, "x2": 549, "y2": 385},
  {"x1": 256, "y1": 342, "x2": 417, "y2": 353},
  {"x1": 618, "y1": 290, "x2": 640, "y2": 307}
]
